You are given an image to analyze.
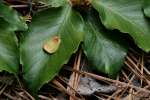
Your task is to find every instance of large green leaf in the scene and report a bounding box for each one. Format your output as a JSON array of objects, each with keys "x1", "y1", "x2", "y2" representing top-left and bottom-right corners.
[
  {"x1": 92, "y1": 0, "x2": 150, "y2": 52},
  {"x1": 143, "y1": 0, "x2": 150, "y2": 18},
  {"x1": 83, "y1": 10, "x2": 127, "y2": 77},
  {"x1": 0, "y1": 3, "x2": 27, "y2": 31},
  {"x1": 21, "y1": 4, "x2": 84, "y2": 93},
  {"x1": 0, "y1": 19, "x2": 19, "y2": 75}
]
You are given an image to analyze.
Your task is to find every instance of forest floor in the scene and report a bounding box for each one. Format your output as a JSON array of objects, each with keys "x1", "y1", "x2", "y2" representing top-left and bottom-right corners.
[
  {"x1": 1, "y1": 0, "x2": 150, "y2": 100},
  {"x1": 0, "y1": 48, "x2": 149, "y2": 100}
]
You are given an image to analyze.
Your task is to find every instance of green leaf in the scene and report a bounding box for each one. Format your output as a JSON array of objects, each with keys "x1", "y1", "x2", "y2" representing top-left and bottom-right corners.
[
  {"x1": 92, "y1": 0, "x2": 150, "y2": 52},
  {"x1": 21, "y1": 4, "x2": 84, "y2": 93},
  {"x1": 0, "y1": 3, "x2": 28, "y2": 31},
  {"x1": 143, "y1": 0, "x2": 150, "y2": 18},
  {"x1": 83, "y1": 10, "x2": 127, "y2": 77},
  {"x1": 0, "y1": 19, "x2": 19, "y2": 75}
]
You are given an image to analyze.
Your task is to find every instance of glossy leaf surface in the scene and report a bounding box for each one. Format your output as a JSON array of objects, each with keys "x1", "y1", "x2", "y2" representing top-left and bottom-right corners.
[
  {"x1": 92, "y1": 0, "x2": 150, "y2": 52},
  {"x1": 83, "y1": 10, "x2": 127, "y2": 77},
  {"x1": 21, "y1": 4, "x2": 84, "y2": 93}
]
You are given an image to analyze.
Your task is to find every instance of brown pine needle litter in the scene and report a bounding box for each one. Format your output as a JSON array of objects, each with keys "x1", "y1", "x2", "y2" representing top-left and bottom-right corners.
[{"x1": 0, "y1": 47, "x2": 149, "y2": 100}]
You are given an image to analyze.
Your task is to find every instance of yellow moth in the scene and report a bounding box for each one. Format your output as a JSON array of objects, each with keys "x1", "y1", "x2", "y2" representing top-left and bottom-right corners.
[{"x1": 43, "y1": 36, "x2": 61, "y2": 54}]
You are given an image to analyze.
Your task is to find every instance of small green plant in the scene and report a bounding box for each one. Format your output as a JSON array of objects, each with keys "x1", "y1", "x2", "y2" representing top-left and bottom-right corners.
[{"x1": 0, "y1": 0, "x2": 150, "y2": 96}]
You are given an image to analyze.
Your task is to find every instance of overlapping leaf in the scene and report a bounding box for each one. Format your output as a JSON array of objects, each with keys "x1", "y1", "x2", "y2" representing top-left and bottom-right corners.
[
  {"x1": 92, "y1": 0, "x2": 150, "y2": 52},
  {"x1": 0, "y1": 24, "x2": 18, "y2": 74},
  {"x1": 143, "y1": 0, "x2": 150, "y2": 18},
  {"x1": 83, "y1": 10, "x2": 127, "y2": 77},
  {"x1": 0, "y1": 3, "x2": 27, "y2": 75},
  {"x1": 0, "y1": 3, "x2": 27, "y2": 31},
  {"x1": 0, "y1": 21, "x2": 19, "y2": 75},
  {"x1": 21, "y1": 4, "x2": 84, "y2": 93}
]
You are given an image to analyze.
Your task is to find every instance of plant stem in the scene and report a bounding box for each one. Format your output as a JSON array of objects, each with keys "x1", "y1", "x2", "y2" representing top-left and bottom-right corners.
[{"x1": 76, "y1": 0, "x2": 81, "y2": 5}]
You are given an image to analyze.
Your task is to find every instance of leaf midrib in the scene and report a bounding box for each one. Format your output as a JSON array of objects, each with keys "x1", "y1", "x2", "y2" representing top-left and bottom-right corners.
[
  {"x1": 56, "y1": 5, "x2": 76, "y2": 48},
  {"x1": 88, "y1": 22, "x2": 110, "y2": 72},
  {"x1": 57, "y1": 4, "x2": 71, "y2": 35}
]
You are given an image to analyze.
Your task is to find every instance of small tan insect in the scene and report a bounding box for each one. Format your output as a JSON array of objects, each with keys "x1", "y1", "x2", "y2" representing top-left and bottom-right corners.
[{"x1": 43, "y1": 36, "x2": 61, "y2": 54}]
